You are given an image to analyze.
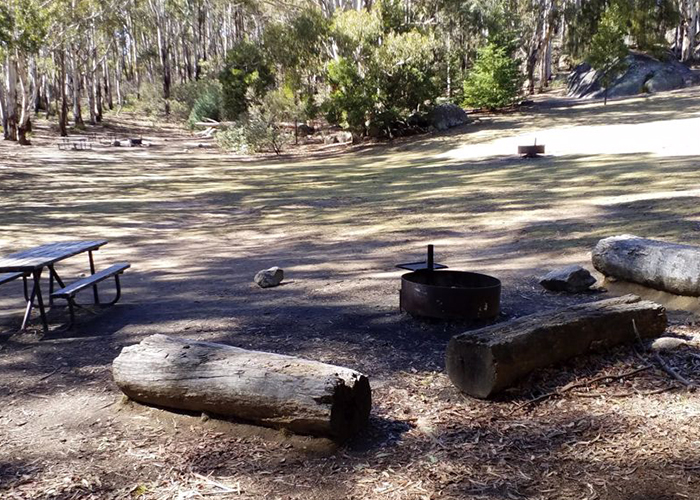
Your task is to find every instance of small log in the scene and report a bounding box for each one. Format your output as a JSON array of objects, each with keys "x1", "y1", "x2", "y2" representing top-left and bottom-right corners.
[
  {"x1": 112, "y1": 334, "x2": 371, "y2": 440},
  {"x1": 593, "y1": 235, "x2": 700, "y2": 296},
  {"x1": 445, "y1": 295, "x2": 667, "y2": 399}
]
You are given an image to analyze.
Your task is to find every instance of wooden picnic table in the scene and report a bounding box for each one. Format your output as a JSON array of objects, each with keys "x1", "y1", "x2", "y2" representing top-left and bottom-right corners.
[{"x1": 0, "y1": 240, "x2": 108, "y2": 331}]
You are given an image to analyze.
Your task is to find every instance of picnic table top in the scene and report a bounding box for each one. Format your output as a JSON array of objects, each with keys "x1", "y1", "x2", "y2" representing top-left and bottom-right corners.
[{"x1": 0, "y1": 240, "x2": 108, "y2": 273}]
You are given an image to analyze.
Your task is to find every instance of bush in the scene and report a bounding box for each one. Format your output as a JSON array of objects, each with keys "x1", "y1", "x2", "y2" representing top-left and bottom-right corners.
[
  {"x1": 325, "y1": 57, "x2": 375, "y2": 131},
  {"x1": 216, "y1": 101, "x2": 292, "y2": 155},
  {"x1": 324, "y1": 30, "x2": 439, "y2": 135},
  {"x1": 219, "y1": 41, "x2": 275, "y2": 120},
  {"x1": 171, "y1": 79, "x2": 223, "y2": 124},
  {"x1": 462, "y1": 43, "x2": 521, "y2": 110},
  {"x1": 124, "y1": 83, "x2": 165, "y2": 117},
  {"x1": 587, "y1": 4, "x2": 629, "y2": 103},
  {"x1": 186, "y1": 82, "x2": 223, "y2": 128}
]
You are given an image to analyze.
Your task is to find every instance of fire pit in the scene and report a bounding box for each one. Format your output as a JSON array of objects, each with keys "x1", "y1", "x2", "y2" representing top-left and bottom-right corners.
[{"x1": 397, "y1": 246, "x2": 501, "y2": 320}]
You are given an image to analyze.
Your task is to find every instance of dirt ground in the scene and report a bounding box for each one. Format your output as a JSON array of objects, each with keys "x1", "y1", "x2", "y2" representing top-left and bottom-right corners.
[{"x1": 1, "y1": 88, "x2": 700, "y2": 500}]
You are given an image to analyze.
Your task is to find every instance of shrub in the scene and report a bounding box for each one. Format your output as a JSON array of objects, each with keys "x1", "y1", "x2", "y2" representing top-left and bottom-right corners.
[
  {"x1": 463, "y1": 43, "x2": 521, "y2": 110},
  {"x1": 587, "y1": 4, "x2": 629, "y2": 104},
  {"x1": 186, "y1": 82, "x2": 223, "y2": 128},
  {"x1": 171, "y1": 79, "x2": 223, "y2": 123},
  {"x1": 219, "y1": 41, "x2": 275, "y2": 119},
  {"x1": 216, "y1": 101, "x2": 292, "y2": 155},
  {"x1": 324, "y1": 30, "x2": 440, "y2": 135}
]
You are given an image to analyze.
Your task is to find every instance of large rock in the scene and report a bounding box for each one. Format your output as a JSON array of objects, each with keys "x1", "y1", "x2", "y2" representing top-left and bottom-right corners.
[
  {"x1": 568, "y1": 52, "x2": 700, "y2": 99},
  {"x1": 540, "y1": 265, "x2": 596, "y2": 293},
  {"x1": 428, "y1": 104, "x2": 469, "y2": 131}
]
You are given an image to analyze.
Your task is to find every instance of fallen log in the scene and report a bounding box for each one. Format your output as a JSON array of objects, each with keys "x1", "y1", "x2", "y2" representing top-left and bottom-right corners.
[
  {"x1": 112, "y1": 334, "x2": 371, "y2": 440},
  {"x1": 592, "y1": 235, "x2": 700, "y2": 296},
  {"x1": 445, "y1": 295, "x2": 667, "y2": 399}
]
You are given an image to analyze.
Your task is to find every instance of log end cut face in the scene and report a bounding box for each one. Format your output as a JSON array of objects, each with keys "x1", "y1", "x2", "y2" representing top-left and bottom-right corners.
[{"x1": 445, "y1": 338, "x2": 498, "y2": 399}]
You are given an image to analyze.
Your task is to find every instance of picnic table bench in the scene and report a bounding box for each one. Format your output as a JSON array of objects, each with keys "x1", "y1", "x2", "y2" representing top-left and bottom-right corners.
[
  {"x1": 57, "y1": 135, "x2": 96, "y2": 151},
  {"x1": 0, "y1": 240, "x2": 130, "y2": 331}
]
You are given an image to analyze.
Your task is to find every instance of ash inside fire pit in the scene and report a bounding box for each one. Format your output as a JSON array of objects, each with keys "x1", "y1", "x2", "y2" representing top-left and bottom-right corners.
[{"x1": 400, "y1": 270, "x2": 501, "y2": 320}]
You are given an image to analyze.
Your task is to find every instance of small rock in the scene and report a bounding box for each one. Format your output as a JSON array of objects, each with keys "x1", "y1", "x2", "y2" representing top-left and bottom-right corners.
[
  {"x1": 650, "y1": 337, "x2": 688, "y2": 351},
  {"x1": 540, "y1": 265, "x2": 597, "y2": 293},
  {"x1": 337, "y1": 131, "x2": 353, "y2": 143},
  {"x1": 254, "y1": 267, "x2": 284, "y2": 288},
  {"x1": 298, "y1": 123, "x2": 315, "y2": 136}
]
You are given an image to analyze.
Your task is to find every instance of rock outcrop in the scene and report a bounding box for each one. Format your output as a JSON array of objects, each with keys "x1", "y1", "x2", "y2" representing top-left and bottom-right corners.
[{"x1": 568, "y1": 52, "x2": 700, "y2": 100}]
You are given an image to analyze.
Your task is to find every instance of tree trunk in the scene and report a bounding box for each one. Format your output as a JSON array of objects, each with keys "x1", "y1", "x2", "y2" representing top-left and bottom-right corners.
[
  {"x1": 112, "y1": 334, "x2": 372, "y2": 440},
  {"x1": 0, "y1": 76, "x2": 7, "y2": 137},
  {"x1": 58, "y1": 50, "x2": 69, "y2": 137},
  {"x1": 5, "y1": 54, "x2": 19, "y2": 141},
  {"x1": 593, "y1": 235, "x2": 700, "y2": 296},
  {"x1": 446, "y1": 295, "x2": 667, "y2": 398},
  {"x1": 16, "y1": 52, "x2": 34, "y2": 145},
  {"x1": 682, "y1": 1, "x2": 698, "y2": 62},
  {"x1": 103, "y1": 59, "x2": 113, "y2": 110},
  {"x1": 71, "y1": 45, "x2": 84, "y2": 127}
]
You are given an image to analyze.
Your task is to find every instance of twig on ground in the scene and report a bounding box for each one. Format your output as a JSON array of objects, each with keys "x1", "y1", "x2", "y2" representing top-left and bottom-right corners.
[
  {"x1": 191, "y1": 472, "x2": 240, "y2": 494},
  {"x1": 510, "y1": 365, "x2": 652, "y2": 413},
  {"x1": 633, "y1": 318, "x2": 696, "y2": 388},
  {"x1": 38, "y1": 367, "x2": 62, "y2": 381},
  {"x1": 653, "y1": 352, "x2": 695, "y2": 388}
]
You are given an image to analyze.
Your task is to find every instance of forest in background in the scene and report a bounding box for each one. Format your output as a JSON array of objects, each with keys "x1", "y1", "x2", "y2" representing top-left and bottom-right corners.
[{"x1": 0, "y1": 0, "x2": 698, "y2": 148}]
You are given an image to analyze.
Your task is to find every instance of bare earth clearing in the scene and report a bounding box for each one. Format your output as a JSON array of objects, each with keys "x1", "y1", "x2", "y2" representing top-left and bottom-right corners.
[{"x1": 1, "y1": 89, "x2": 700, "y2": 499}]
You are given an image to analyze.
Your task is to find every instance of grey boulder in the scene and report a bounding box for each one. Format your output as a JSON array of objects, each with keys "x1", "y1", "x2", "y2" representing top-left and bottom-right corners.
[
  {"x1": 540, "y1": 265, "x2": 597, "y2": 293},
  {"x1": 254, "y1": 267, "x2": 284, "y2": 288},
  {"x1": 428, "y1": 104, "x2": 469, "y2": 131},
  {"x1": 567, "y1": 52, "x2": 700, "y2": 99}
]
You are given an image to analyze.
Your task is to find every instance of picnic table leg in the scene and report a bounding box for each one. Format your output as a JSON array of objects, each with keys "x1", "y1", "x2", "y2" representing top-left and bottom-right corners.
[
  {"x1": 21, "y1": 269, "x2": 48, "y2": 332},
  {"x1": 89, "y1": 251, "x2": 100, "y2": 304},
  {"x1": 47, "y1": 265, "x2": 66, "y2": 307}
]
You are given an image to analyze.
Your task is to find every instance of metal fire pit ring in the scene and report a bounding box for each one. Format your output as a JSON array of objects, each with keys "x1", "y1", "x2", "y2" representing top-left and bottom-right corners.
[{"x1": 400, "y1": 270, "x2": 501, "y2": 320}]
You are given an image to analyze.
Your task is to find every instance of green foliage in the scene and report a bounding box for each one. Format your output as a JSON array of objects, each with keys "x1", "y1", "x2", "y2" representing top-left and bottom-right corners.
[
  {"x1": 462, "y1": 42, "x2": 521, "y2": 110},
  {"x1": 331, "y1": 8, "x2": 382, "y2": 61},
  {"x1": 219, "y1": 41, "x2": 274, "y2": 120},
  {"x1": 216, "y1": 90, "x2": 295, "y2": 155},
  {"x1": 587, "y1": 4, "x2": 629, "y2": 100},
  {"x1": 566, "y1": 0, "x2": 678, "y2": 57},
  {"x1": 325, "y1": 57, "x2": 375, "y2": 131},
  {"x1": 0, "y1": 0, "x2": 49, "y2": 52},
  {"x1": 373, "y1": 31, "x2": 440, "y2": 114},
  {"x1": 0, "y1": 5, "x2": 12, "y2": 47},
  {"x1": 187, "y1": 86, "x2": 222, "y2": 128},
  {"x1": 324, "y1": 6, "x2": 440, "y2": 135},
  {"x1": 125, "y1": 83, "x2": 166, "y2": 117},
  {"x1": 622, "y1": 0, "x2": 679, "y2": 53},
  {"x1": 171, "y1": 79, "x2": 223, "y2": 128}
]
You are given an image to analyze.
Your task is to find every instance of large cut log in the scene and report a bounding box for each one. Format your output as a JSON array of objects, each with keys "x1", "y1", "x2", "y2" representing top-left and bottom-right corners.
[
  {"x1": 445, "y1": 295, "x2": 667, "y2": 399},
  {"x1": 592, "y1": 235, "x2": 700, "y2": 296},
  {"x1": 112, "y1": 334, "x2": 371, "y2": 440}
]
